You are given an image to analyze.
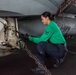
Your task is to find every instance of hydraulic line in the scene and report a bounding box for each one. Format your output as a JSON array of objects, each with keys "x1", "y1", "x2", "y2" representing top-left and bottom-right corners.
[
  {"x1": 68, "y1": 51, "x2": 76, "y2": 54},
  {"x1": 56, "y1": 0, "x2": 71, "y2": 16},
  {"x1": 70, "y1": 0, "x2": 76, "y2": 4}
]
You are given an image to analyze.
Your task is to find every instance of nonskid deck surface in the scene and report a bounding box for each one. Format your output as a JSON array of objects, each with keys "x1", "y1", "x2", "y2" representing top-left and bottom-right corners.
[{"x1": 0, "y1": 39, "x2": 76, "y2": 75}]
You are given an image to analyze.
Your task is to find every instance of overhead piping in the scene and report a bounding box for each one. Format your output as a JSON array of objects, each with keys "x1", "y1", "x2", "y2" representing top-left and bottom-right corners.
[
  {"x1": 70, "y1": 0, "x2": 76, "y2": 4},
  {"x1": 55, "y1": 0, "x2": 71, "y2": 17}
]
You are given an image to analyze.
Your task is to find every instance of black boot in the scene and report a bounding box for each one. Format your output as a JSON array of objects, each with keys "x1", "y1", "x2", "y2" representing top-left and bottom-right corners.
[
  {"x1": 54, "y1": 58, "x2": 64, "y2": 67},
  {"x1": 54, "y1": 49, "x2": 68, "y2": 68},
  {"x1": 31, "y1": 66, "x2": 45, "y2": 74}
]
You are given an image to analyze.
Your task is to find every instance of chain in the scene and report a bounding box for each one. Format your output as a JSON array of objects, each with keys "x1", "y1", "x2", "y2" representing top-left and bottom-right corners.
[{"x1": 19, "y1": 40, "x2": 52, "y2": 75}]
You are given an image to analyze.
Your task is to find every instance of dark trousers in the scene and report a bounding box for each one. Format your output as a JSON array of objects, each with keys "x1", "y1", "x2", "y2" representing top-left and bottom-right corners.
[{"x1": 36, "y1": 42, "x2": 67, "y2": 64}]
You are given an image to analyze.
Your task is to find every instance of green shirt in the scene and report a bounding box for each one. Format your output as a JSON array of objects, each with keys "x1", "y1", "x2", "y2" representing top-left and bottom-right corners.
[{"x1": 29, "y1": 21, "x2": 66, "y2": 44}]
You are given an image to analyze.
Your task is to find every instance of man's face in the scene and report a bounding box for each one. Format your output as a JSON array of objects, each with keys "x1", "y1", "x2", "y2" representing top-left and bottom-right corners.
[{"x1": 41, "y1": 16, "x2": 48, "y2": 25}]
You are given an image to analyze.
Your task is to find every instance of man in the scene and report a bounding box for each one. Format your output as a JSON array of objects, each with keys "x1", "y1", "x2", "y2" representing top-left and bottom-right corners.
[{"x1": 25, "y1": 11, "x2": 68, "y2": 74}]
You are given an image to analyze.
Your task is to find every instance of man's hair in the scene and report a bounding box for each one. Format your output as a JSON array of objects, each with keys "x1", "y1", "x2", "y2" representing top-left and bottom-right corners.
[{"x1": 41, "y1": 11, "x2": 53, "y2": 20}]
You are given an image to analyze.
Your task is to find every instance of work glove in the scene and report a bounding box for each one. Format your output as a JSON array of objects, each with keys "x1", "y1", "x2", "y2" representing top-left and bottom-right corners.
[
  {"x1": 24, "y1": 33, "x2": 29, "y2": 39},
  {"x1": 19, "y1": 33, "x2": 29, "y2": 41}
]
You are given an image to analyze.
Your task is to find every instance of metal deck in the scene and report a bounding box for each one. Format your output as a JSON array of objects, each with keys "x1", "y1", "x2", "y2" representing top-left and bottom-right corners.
[{"x1": 0, "y1": 37, "x2": 76, "y2": 75}]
